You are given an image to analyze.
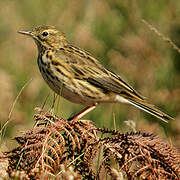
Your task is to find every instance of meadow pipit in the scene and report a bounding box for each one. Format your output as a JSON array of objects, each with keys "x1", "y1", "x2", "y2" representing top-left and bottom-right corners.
[{"x1": 18, "y1": 25, "x2": 174, "y2": 122}]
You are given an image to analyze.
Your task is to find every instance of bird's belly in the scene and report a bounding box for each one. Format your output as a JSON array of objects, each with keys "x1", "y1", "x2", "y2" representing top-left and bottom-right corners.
[
  {"x1": 45, "y1": 79, "x2": 97, "y2": 105},
  {"x1": 61, "y1": 87, "x2": 96, "y2": 105},
  {"x1": 39, "y1": 67, "x2": 96, "y2": 105}
]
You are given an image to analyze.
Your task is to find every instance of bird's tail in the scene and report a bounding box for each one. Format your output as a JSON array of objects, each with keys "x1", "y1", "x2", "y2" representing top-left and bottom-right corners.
[{"x1": 127, "y1": 98, "x2": 174, "y2": 123}]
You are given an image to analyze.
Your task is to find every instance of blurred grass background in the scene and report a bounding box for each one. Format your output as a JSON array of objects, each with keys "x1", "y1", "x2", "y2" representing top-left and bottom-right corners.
[{"x1": 0, "y1": 0, "x2": 180, "y2": 149}]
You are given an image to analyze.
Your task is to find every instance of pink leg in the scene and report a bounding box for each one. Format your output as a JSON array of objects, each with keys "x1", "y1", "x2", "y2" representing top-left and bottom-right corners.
[{"x1": 70, "y1": 105, "x2": 97, "y2": 121}]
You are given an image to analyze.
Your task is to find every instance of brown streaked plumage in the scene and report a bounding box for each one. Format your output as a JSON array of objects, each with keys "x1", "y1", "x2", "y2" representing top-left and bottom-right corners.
[{"x1": 18, "y1": 25, "x2": 174, "y2": 122}]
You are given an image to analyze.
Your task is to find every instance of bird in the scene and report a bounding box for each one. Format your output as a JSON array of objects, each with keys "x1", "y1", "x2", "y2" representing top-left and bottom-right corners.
[{"x1": 18, "y1": 25, "x2": 174, "y2": 122}]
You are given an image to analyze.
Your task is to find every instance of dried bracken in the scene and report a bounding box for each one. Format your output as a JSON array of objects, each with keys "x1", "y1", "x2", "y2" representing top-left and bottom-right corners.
[
  {"x1": 94, "y1": 129, "x2": 180, "y2": 179},
  {"x1": 2, "y1": 107, "x2": 180, "y2": 179},
  {"x1": 4, "y1": 107, "x2": 97, "y2": 179}
]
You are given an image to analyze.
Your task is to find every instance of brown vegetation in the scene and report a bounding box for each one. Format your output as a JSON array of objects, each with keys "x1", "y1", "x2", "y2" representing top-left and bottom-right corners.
[{"x1": 1, "y1": 107, "x2": 179, "y2": 179}]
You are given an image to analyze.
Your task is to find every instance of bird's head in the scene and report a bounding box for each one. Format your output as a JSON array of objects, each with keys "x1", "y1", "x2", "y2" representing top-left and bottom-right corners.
[{"x1": 18, "y1": 25, "x2": 67, "y2": 50}]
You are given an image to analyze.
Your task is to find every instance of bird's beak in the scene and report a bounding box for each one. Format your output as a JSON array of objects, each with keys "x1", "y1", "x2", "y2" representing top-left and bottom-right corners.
[{"x1": 18, "y1": 30, "x2": 33, "y2": 37}]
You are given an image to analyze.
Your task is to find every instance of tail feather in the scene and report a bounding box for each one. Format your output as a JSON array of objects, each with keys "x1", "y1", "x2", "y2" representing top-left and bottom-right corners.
[{"x1": 127, "y1": 99, "x2": 174, "y2": 123}]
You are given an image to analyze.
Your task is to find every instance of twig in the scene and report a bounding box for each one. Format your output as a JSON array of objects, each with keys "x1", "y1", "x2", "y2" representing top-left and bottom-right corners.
[{"x1": 142, "y1": 19, "x2": 180, "y2": 54}]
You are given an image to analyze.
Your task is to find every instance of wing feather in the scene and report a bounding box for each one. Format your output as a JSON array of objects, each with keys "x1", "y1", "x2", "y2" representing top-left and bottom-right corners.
[{"x1": 55, "y1": 46, "x2": 144, "y2": 100}]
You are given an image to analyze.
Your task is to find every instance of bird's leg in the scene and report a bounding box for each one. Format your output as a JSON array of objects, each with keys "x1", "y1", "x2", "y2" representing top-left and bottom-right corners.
[{"x1": 68, "y1": 104, "x2": 97, "y2": 121}]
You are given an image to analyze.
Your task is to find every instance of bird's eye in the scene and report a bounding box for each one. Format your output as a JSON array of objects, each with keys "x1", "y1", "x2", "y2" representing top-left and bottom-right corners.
[{"x1": 42, "y1": 31, "x2": 49, "y2": 37}]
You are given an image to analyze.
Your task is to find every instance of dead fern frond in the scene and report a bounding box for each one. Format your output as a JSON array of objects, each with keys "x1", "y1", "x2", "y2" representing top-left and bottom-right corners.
[
  {"x1": 4, "y1": 107, "x2": 97, "y2": 179},
  {"x1": 2, "y1": 107, "x2": 180, "y2": 179},
  {"x1": 94, "y1": 129, "x2": 180, "y2": 179}
]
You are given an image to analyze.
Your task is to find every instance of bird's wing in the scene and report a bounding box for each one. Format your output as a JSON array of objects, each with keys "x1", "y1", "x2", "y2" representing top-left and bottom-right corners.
[
  {"x1": 85, "y1": 68, "x2": 144, "y2": 101},
  {"x1": 55, "y1": 46, "x2": 144, "y2": 101}
]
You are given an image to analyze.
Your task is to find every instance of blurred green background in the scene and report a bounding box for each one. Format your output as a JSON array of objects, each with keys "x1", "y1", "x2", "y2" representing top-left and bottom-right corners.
[{"x1": 0, "y1": 0, "x2": 180, "y2": 149}]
